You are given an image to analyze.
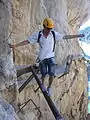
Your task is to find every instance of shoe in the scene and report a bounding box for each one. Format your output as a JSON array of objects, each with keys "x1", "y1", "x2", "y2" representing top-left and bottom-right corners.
[
  {"x1": 47, "y1": 87, "x2": 52, "y2": 96},
  {"x1": 41, "y1": 84, "x2": 47, "y2": 92},
  {"x1": 56, "y1": 116, "x2": 64, "y2": 120}
]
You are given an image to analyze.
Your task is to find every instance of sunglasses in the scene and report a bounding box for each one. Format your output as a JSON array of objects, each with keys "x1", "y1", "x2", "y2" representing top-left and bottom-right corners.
[{"x1": 46, "y1": 27, "x2": 52, "y2": 30}]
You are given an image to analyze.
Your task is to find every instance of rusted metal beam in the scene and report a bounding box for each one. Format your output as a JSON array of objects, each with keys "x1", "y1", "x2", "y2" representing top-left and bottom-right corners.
[
  {"x1": 30, "y1": 66, "x2": 64, "y2": 120},
  {"x1": 17, "y1": 99, "x2": 42, "y2": 119},
  {"x1": 19, "y1": 68, "x2": 39, "y2": 93},
  {"x1": 16, "y1": 64, "x2": 39, "y2": 77}
]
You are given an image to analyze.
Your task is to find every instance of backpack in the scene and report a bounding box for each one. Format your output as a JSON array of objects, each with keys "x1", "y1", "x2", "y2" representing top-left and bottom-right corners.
[{"x1": 37, "y1": 30, "x2": 56, "y2": 52}]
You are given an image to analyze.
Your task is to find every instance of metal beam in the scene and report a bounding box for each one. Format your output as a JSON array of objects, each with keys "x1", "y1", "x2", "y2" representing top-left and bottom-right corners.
[{"x1": 30, "y1": 66, "x2": 64, "y2": 120}]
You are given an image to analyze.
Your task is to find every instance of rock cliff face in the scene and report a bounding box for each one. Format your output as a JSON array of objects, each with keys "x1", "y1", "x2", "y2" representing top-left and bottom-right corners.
[
  {"x1": 0, "y1": 0, "x2": 90, "y2": 120},
  {"x1": 9, "y1": 0, "x2": 90, "y2": 65},
  {"x1": 0, "y1": 99, "x2": 20, "y2": 120},
  {"x1": 0, "y1": 0, "x2": 18, "y2": 110}
]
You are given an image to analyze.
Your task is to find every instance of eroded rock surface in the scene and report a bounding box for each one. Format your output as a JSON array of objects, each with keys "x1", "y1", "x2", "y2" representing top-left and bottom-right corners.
[
  {"x1": 0, "y1": 0, "x2": 90, "y2": 120},
  {"x1": 0, "y1": 98, "x2": 20, "y2": 120}
]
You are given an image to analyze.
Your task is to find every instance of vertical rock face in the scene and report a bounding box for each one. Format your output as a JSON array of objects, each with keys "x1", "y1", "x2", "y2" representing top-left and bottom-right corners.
[
  {"x1": 10, "y1": 0, "x2": 90, "y2": 66},
  {"x1": 67, "y1": 0, "x2": 90, "y2": 29},
  {"x1": 0, "y1": 0, "x2": 18, "y2": 110},
  {"x1": 10, "y1": 0, "x2": 89, "y2": 119},
  {"x1": 0, "y1": 99, "x2": 20, "y2": 120},
  {"x1": 0, "y1": 0, "x2": 90, "y2": 120}
]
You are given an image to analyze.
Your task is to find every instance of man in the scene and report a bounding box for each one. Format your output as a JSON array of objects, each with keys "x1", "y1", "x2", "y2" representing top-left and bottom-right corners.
[{"x1": 10, "y1": 17, "x2": 84, "y2": 96}]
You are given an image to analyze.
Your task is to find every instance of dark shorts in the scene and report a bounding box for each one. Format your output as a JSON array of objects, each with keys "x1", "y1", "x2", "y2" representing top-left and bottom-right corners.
[{"x1": 39, "y1": 57, "x2": 55, "y2": 77}]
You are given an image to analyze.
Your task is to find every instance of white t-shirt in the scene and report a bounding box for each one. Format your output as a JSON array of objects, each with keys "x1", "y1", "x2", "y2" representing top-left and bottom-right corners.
[{"x1": 27, "y1": 30, "x2": 63, "y2": 61}]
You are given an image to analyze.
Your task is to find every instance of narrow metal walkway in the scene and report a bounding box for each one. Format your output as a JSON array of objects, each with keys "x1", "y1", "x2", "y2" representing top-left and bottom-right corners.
[
  {"x1": 30, "y1": 66, "x2": 64, "y2": 120},
  {"x1": 17, "y1": 54, "x2": 83, "y2": 120},
  {"x1": 18, "y1": 65, "x2": 64, "y2": 120},
  {"x1": 17, "y1": 54, "x2": 74, "y2": 120}
]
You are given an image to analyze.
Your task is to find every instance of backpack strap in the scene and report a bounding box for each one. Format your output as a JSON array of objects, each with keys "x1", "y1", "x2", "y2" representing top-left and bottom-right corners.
[
  {"x1": 51, "y1": 31, "x2": 56, "y2": 52},
  {"x1": 37, "y1": 31, "x2": 42, "y2": 48}
]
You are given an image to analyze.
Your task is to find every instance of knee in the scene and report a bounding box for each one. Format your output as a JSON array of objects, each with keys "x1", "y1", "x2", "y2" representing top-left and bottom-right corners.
[{"x1": 49, "y1": 76, "x2": 54, "y2": 80}]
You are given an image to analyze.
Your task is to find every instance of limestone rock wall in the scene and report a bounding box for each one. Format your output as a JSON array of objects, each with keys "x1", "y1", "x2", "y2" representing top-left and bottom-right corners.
[
  {"x1": 67, "y1": 0, "x2": 90, "y2": 29},
  {"x1": 0, "y1": 0, "x2": 90, "y2": 120},
  {"x1": 9, "y1": 0, "x2": 90, "y2": 66},
  {"x1": 0, "y1": 98, "x2": 20, "y2": 120},
  {"x1": 9, "y1": 0, "x2": 48, "y2": 65},
  {"x1": 9, "y1": 0, "x2": 90, "y2": 120},
  {"x1": 0, "y1": 0, "x2": 18, "y2": 111}
]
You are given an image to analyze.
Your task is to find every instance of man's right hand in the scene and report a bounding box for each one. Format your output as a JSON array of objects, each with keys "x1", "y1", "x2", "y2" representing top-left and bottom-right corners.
[
  {"x1": 8, "y1": 44, "x2": 15, "y2": 48},
  {"x1": 8, "y1": 40, "x2": 29, "y2": 48}
]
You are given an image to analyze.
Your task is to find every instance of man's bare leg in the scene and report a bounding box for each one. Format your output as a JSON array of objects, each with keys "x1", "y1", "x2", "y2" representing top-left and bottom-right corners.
[
  {"x1": 47, "y1": 76, "x2": 54, "y2": 96},
  {"x1": 48, "y1": 76, "x2": 54, "y2": 88},
  {"x1": 41, "y1": 76, "x2": 47, "y2": 92},
  {"x1": 41, "y1": 76, "x2": 45, "y2": 85}
]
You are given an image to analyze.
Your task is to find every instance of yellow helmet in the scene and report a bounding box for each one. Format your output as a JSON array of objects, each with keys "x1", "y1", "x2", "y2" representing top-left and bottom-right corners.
[{"x1": 43, "y1": 17, "x2": 54, "y2": 29}]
